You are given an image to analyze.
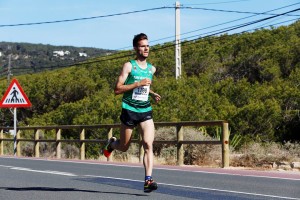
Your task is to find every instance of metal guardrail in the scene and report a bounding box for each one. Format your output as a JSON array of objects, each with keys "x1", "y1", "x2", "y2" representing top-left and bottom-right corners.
[{"x1": 0, "y1": 121, "x2": 230, "y2": 167}]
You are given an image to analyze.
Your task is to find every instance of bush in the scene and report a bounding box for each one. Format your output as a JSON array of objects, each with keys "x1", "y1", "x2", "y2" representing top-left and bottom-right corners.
[
  {"x1": 231, "y1": 141, "x2": 300, "y2": 168},
  {"x1": 153, "y1": 127, "x2": 222, "y2": 166}
]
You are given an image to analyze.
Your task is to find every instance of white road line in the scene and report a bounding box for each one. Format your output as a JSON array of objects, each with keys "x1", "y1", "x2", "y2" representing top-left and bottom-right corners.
[
  {"x1": 84, "y1": 174, "x2": 300, "y2": 200},
  {"x1": 154, "y1": 167, "x2": 300, "y2": 182},
  {"x1": 0, "y1": 164, "x2": 14, "y2": 168},
  {"x1": 0, "y1": 165, "x2": 77, "y2": 176},
  {"x1": 12, "y1": 167, "x2": 77, "y2": 176},
  {"x1": 49, "y1": 159, "x2": 300, "y2": 181},
  {"x1": 2, "y1": 157, "x2": 300, "y2": 181}
]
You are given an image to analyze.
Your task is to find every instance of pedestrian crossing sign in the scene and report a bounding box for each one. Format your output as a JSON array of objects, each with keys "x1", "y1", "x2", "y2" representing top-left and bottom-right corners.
[{"x1": 0, "y1": 79, "x2": 32, "y2": 108}]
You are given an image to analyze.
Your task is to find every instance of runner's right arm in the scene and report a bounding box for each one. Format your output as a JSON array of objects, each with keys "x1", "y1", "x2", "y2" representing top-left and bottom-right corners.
[{"x1": 114, "y1": 62, "x2": 151, "y2": 95}]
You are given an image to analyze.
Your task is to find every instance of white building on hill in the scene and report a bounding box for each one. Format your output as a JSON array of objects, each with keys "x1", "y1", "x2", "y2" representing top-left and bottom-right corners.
[
  {"x1": 79, "y1": 52, "x2": 88, "y2": 57},
  {"x1": 53, "y1": 50, "x2": 70, "y2": 57}
]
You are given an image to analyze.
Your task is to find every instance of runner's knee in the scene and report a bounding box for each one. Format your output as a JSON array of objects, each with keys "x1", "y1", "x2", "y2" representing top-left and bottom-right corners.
[
  {"x1": 143, "y1": 141, "x2": 153, "y2": 151},
  {"x1": 118, "y1": 143, "x2": 130, "y2": 152}
]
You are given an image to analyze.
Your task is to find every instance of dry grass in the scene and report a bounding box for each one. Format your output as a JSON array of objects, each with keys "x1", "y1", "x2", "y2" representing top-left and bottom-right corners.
[
  {"x1": 112, "y1": 143, "x2": 140, "y2": 163},
  {"x1": 230, "y1": 141, "x2": 300, "y2": 169},
  {"x1": 153, "y1": 127, "x2": 222, "y2": 167}
]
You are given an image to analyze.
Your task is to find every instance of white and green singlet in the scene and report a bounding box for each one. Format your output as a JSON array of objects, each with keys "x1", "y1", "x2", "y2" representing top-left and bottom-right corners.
[{"x1": 122, "y1": 60, "x2": 154, "y2": 113}]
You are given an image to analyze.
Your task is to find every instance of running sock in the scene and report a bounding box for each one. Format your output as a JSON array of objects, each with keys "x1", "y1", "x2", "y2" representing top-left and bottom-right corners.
[{"x1": 145, "y1": 176, "x2": 152, "y2": 181}]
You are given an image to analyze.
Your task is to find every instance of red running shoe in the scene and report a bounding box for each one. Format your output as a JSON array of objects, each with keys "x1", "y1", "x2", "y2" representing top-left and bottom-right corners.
[{"x1": 102, "y1": 137, "x2": 116, "y2": 158}]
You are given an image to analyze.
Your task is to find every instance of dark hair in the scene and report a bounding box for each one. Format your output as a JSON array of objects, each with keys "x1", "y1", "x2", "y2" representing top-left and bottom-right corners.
[{"x1": 133, "y1": 33, "x2": 148, "y2": 47}]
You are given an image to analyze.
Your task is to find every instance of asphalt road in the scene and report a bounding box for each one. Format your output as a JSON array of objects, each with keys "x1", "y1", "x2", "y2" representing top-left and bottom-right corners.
[{"x1": 0, "y1": 156, "x2": 299, "y2": 200}]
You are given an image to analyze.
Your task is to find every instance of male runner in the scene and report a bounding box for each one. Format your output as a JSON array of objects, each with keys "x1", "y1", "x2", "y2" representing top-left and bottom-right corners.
[{"x1": 103, "y1": 33, "x2": 161, "y2": 192}]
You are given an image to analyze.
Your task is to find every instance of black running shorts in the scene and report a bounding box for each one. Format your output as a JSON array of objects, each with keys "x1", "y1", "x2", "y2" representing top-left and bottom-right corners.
[{"x1": 120, "y1": 108, "x2": 153, "y2": 127}]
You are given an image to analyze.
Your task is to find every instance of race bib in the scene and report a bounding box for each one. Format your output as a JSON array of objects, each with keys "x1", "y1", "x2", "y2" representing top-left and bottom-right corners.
[{"x1": 132, "y1": 85, "x2": 150, "y2": 101}]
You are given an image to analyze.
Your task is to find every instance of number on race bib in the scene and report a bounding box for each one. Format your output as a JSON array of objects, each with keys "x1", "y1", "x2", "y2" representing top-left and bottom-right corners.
[{"x1": 132, "y1": 85, "x2": 150, "y2": 101}]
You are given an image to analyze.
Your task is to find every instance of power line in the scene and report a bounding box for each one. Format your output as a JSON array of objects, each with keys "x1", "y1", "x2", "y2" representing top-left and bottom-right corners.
[
  {"x1": 1, "y1": 3, "x2": 298, "y2": 29},
  {"x1": 176, "y1": 2, "x2": 300, "y2": 41},
  {"x1": 89, "y1": 8, "x2": 300, "y2": 62},
  {"x1": 181, "y1": 3, "x2": 300, "y2": 32},
  {"x1": 185, "y1": 17, "x2": 299, "y2": 43},
  {"x1": 0, "y1": 2, "x2": 298, "y2": 53},
  {"x1": 252, "y1": 15, "x2": 290, "y2": 30},
  {"x1": 0, "y1": 1, "x2": 255, "y2": 28},
  {"x1": 179, "y1": 8, "x2": 300, "y2": 43},
  {"x1": 182, "y1": 0, "x2": 251, "y2": 6},
  {"x1": 0, "y1": 7, "x2": 172, "y2": 27},
  {"x1": 114, "y1": 2, "x2": 300, "y2": 50},
  {"x1": 181, "y1": 6, "x2": 300, "y2": 17}
]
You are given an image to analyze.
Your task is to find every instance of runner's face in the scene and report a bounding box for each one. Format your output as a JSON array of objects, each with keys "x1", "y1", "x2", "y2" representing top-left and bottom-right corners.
[{"x1": 136, "y1": 39, "x2": 149, "y2": 59}]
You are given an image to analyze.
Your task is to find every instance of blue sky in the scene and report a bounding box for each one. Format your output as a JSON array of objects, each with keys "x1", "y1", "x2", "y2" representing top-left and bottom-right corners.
[{"x1": 0, "y1": 0, "x2": 299, "y2": 50}]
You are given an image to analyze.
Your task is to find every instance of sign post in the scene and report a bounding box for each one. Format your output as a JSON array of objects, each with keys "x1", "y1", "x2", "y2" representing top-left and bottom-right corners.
[
  {"x1": 14, "y1": 108, "x2": 17, "y2": 155},
  {"x1": 0, "y1": 79, "x2": 32, "y2": 156}
]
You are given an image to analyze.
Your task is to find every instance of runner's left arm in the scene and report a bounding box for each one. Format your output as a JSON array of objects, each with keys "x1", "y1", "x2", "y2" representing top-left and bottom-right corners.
[{"x1": 149, "y1": 66, "x2": 161, "y2": 103}]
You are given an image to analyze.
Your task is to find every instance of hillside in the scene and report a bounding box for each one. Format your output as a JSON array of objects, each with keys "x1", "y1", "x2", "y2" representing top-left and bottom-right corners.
[
  {"x1": 0, "y1": 42, "x2": 115, "y2": 77},
  {"x1": 0, "y1": 20, "x2": 299, "y2": 156}
]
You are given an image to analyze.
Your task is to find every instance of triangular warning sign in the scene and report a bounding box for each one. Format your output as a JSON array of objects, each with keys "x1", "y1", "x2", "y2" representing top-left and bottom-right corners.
[{"x1": 0, "y1": 79, "x2": 32, "y2": 108}]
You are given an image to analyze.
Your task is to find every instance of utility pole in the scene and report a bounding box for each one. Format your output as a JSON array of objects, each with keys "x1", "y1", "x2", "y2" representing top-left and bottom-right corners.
[
  {"x1": 7, "y1": 45, "x2": 12, "y2": 85},
  {"x1": 175, "y1": 1, "x2": 182, "y2": 79},
  {"x1": 8, "y1": 54, "x2": 12, "y2": 84}
]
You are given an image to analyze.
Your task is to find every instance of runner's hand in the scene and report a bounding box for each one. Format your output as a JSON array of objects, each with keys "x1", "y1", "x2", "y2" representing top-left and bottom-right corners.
[
  {"x1": 151, "y1": 92, "x2": 161, "y2": 103},
  {"x1": 139, "y1": 78, "x2": 151, "y2": 86}
]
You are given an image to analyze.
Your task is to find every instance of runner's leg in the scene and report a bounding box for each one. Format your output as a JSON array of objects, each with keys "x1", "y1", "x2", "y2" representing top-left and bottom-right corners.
[
  {"x1": 111, "y1": 123, "x2": 133, "y2": 152},
  {"x1": 139, "y1": 119, "x2": 155, "y2": 177}
]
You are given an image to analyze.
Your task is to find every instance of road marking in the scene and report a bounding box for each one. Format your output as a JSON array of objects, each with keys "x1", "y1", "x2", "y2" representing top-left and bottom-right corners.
[
  {"x1": 2, "y1": 157, "x2": 300, "y2": 181},
  {"x1": 11, "y1": 167, "x2": 77, "y2": 176},
  {"x1": 154, "y1": 167, "x2": 300, "y2": 181},
  {"x1": 0, "y1": 165, "x2": 77, "y2": 176},
  {"x1": 84, "y1": 174, "x2": 300, "y2": 200},
  {"x1": 0, "y1": 164, "x2": 14, "y2": 168},
  {"x1": 49, "y1": 159, "x2": 300, "y2": 181}
]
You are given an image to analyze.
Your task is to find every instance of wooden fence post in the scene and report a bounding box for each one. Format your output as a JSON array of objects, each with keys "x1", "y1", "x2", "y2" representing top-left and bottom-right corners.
[
  {"x1": 0, "y1": 129, "x2": 3, "y2": 155},
  {"x1": 176, "y1": 125, "x2": 184, "y2": 166},
  {"x1": 17, "y1": 130, "x2": 21, "y2": 157},
  {"x1": 56, "y1": 129, "x2": 61, "y2": 159},
  {"x1": 222, "y1": 122, "x2": 230, "y2": 168},
  {"x1": 107, "y1": 128, "x2": 113, "y2": 162},
  {"x1": 34, "y1": 129, "x2": 40, "y2": 158},
  {"x1": 80, "y1": 129, "x2": 85, "y2": 160}
]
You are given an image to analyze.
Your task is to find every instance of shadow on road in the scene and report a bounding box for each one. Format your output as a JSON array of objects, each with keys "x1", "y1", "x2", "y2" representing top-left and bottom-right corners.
[
  {"x1": 0, "y1": 187, "x2": 148, "y2": 197},
  {"x1": 79, "y1": 177, "x2": 260, "y2": 200}
]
